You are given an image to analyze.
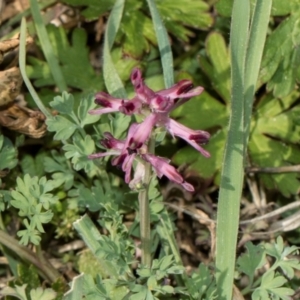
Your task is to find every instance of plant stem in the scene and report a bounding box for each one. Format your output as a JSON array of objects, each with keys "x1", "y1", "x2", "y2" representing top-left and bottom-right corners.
[
  {"x1": 0, "y1": 230, "x2": 62, "y2": 283},
  {"x1": 139, "y1": 136, "x2": 155, "y2": 267}
]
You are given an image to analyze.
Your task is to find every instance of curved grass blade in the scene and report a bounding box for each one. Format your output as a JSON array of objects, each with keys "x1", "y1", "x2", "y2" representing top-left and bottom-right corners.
[
  {"x1": 146, "y1": 0, "x2": 174, "y2": 88},
  {"x1": 215, "y1": 0, "x2": 250, "y2": 299},
  {"x1": 19, "y1": 18, "x2": 52, "y2": 119},
  {"x1": 30, "y1": 0, "x2": 67, "y2": 92},
  {"x1": 244, "y1": 0, "x2": 272, "y2": 148},
  {"x1": 103, "y1": 0, "x2": 127, "y2": 98}
]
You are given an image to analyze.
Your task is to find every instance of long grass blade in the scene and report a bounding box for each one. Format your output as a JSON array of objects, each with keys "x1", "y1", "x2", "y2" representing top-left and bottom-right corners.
[
  {"x1": 29, "y1": 0, "x2": 67, "y2": 92},
  {"x1": 146, "y1": 0, "x2": 174, "y2": 88},
  {"x1": 215, "y1": 0, "x2": 250, "y2": 299},
  {"x1": 102, "y1": 0, "x2": 127, "y2": 98},
  {"x1": 19, "y1": 18, "x2": 52, "y2": 119},
  {"x1": 244, "y1": 0, "x2": 272, "y2": 148}
]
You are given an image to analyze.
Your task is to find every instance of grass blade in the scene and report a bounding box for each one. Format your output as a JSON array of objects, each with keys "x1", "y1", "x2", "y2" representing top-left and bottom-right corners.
[
  {"x1": 19, "y1": 18, "x2": 52, "y2": 119},
  {"x1": 103, "y1": 0, "x2": 127, "y2": 98},
  {"x1": 29, "y1": 0, "x2": 67, "y2": 92},
  {"x1": 146, "y1": 0, "x2": 174, "y2": 88},
  {"x1": 215, "y1": 0, "x2": 250, "y2": 299},
  {"x1": 244, "y1": 0, "x2": 272, "y2": 147}
]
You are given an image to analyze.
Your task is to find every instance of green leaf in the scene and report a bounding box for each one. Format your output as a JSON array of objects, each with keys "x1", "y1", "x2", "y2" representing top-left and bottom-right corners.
[
  {"x1": 78, "y1": 94, "x2": 101, "y2": 127},
  {"x1": 27, "y1": 25, "x2": 104, "y2": 91},
  {"x1": 46, "y1": 115, "x2": 78, "y2": 140},
  {"x1": 63, "y1": 134, "x2": 96, "y2": 172},
  {"x1": 156, "y1": 0, "x2": 213, "y2": 41},
  {"x1": 186, "y1": 264, "x2": 217, "y2": 300},
  {"x1": 199, "y1": 32, "x2": 231, "y2": 103},
  {"x1": 249, "y1": 92, "x2": 300, "y2": 196},
  {"x1": 120, "y1": 5, "x2": 155, "y2": 59},
  {"x1": 216, "y1": 0, "x2": 300, "y2": 17},
  {"x1": 30, "y1": 287, "x2": 57, "y2": 300},
  {"x1": 50, "y1": 92, "x2": 75, "y2": 115},
  {"x1": 10, "y1": 174, "x2": 58, "y2": 245},
  {"x1": 1, "y1": 284, "x2": 28, "y2": 300},
  {"x1": 60, "y1": 0, "x2": 115, "y2": 20},
  {"x1": 17, "y1": 219, "x2": 42, "y2": 245},
  {"x1": 254, "y1": 271, "x2": 294, "y2": 300},
  {"x1": 236, "y1": 242, "x2": 265, "y2": 281},
  {"x1": 271, "y1": 0, "x2": 300, "y2": 16},
  {"x1": 0, "y1": 136, "x2": 18, "y2": 171},
  {"x1": 264, "y1": 236, "x2": 300, "y2": 279},
  {"x1": 173, "y1": 129, "x2": 226, "y2": 181},
  {"x1": 77, "y1": 184, "x2": 104, "y2": 212},
  {"x1": 260, "y1": 13, "x2": 300, "y2": 97},
  {"x1": 44, "y1": 150, "x2": 74, "y2": 190},
  {"x1": 20, "y1": 152, "x2": 46, "y2": 178}
]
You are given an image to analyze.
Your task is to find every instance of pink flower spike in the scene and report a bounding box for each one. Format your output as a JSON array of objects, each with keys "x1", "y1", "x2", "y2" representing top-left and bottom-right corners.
[
  {"x1": 88, "y1": 151, "x2": 120, "y2": 159},
  {"x1": 158, "y1": 80, "x2": 203, "y2": 99},
  {"x1": 119, "y1": 96, "x2": 142, "y2": 115},
  {"x1": 128, "y1": 114, "x2": 157, "y2": 150},
  {"x1": 150, "y1": 95, "x2": 171, "y2": 112},
  {"x1": 143, "y1": 154, "x2": 194, "y2": 192},
  {"x1": 130, "y1": 68, "x2": 155, "y2": 104},
  {"x1": 89, "y1": 92, "x2": 123, "y2": 115},
  {"x1": 122, "y1": 154, "x2": 135, "y2": 183},
  {"x1": 100, "y1": 132, "x2": 125, "y2": 150},
  {"x1": 166, "y1": 119, "x2": 210, "y2": 157}
]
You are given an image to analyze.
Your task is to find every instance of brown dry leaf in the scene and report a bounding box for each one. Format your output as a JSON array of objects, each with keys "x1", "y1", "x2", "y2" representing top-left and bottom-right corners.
[
  {"x1": 0, "y1": 0, "x2": 30, "y2": 24},
  {"x1": 0, "y1": 66, "x2": 22, "y2": 106},
  {"x1": 0, "y1": 103, "x2": 47, "y2": 138},
  {"x1": 0, "y1": 36, "x2": 47, "y2": 138}
]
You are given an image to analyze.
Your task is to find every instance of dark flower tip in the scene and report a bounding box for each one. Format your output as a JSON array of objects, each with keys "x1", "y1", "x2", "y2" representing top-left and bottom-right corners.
[{"x1": 176, "y1": 80, "x2": 194, "y2": 95}]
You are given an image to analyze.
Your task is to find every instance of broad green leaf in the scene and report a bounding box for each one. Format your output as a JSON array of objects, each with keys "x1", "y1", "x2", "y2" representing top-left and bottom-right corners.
[
  {"x1": 116, "y1": 0, "x2": 212, "y2": 58},
  {"x1": 0, "y1": 136, "x2": 18, "y2": 171},
  {"x1": 236, "y1": 242, "x2": 265, "y2": 281},
  {"x1": 50, "y1": 92, "x2": 74, "y2": 115},
  {"x1": 216, "y1": 0, "x2": 299, "y2": 17},
  {"x1": 173, "y1": 129, "x2": 226, "y2": 181},
  {"x1": 78, "y1": 94, "x2": 101, "y2": 127},
  {"x1": 60, "y1": 0, "x2": 114, "y2": 20},
  {"x1": 254, "y1": 271, "x2": 294, "y2": 300},
  {"x1": 20, "y1": 152, "x2": 46, "y2": 178},
  {"x1": 156, "y1": 0, "x2": 213, "y2": 41},
  {"x1": 249, "y1": 92, "x2": 300, "y2": 196},
  {"x1": 199, "y1": 32, "x2": 231, "y2": 103},
  {"x1": 249, "y1": 134, "x2": 300, "y2": 196},
  {"x1": 30, "y1": 287, "x2": 57, "y2": 300},
  {"x1": 44, "y1": 151, "x2": 74, "y2": 190},
  {"x1": 78, "y1": 185, "x2": 104, "y2": 212},
  {"x1": 27, "y1": 26, "x2": 104, "y2": 92},
  {"x1": 271, "y1": 0, "x2": 300, "y2": 16},
  {"x1": 63, "y1": 134, "x2": 96, "y2": 172},
  {"x1": 46, "y1": 116, "x2": 78, "y2": 140},
  {"x1": 172, "y1": 92, "x2": 228, "y2": 130},
  {"x1": 260, "y1": 13, "x2": 300, "y2": 97},
  {"x1": 120, "y1": 6, "x2": 155, "y2": 58}
]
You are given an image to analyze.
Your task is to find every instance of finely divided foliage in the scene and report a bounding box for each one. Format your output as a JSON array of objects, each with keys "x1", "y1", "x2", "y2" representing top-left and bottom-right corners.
[{"x1": 1, "y1": 0, "x2": 300, "y2": 299}]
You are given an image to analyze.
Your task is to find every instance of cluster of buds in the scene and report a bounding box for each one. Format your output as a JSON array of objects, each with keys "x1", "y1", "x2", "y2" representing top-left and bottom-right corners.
[{"x1": 88, "y1": 68, "x2": 210, "y2": 192}]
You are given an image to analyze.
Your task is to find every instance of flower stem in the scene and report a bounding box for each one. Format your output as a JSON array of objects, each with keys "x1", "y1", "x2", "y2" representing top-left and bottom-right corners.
[{"x1": 139, "y1": 136, "x2": 155, "y2": 267}]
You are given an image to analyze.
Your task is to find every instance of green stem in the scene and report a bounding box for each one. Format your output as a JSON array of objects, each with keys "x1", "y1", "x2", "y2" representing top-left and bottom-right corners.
[
  {"x1": 0, "y1": 230, "x2": 62, "y2": 283},
  {"x1": 139, "y1": 137, "x2": 155, "y2": 267}
]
